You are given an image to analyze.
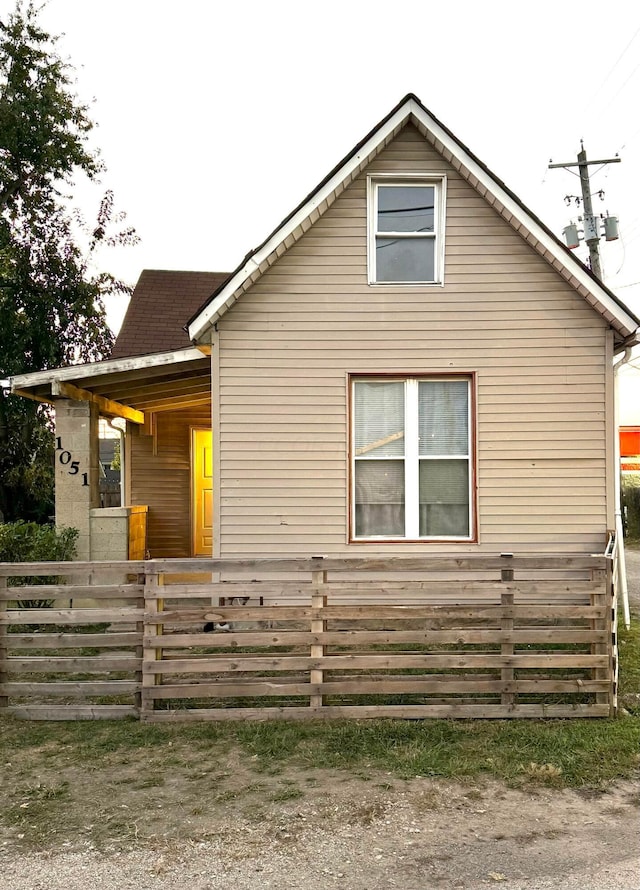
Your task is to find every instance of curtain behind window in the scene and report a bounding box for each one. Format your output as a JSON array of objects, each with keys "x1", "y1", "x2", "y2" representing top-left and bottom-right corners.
[{"x1": 354, "y1": 381, "x2": 405, "y2": 536}]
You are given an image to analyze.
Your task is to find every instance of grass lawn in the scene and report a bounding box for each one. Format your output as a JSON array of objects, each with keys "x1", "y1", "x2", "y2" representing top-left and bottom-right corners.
[
  {"x1": 1, "y1": 618, "x2": 639, "y2": 786},
  {"x1": 0, "y1": 617, "x2": 638, "y2": 850}
]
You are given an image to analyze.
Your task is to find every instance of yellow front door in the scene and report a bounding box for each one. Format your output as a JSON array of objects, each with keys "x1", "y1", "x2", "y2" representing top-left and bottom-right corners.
[{"x1": 192, "y1": 429, "x2": 213, "y2": 556}]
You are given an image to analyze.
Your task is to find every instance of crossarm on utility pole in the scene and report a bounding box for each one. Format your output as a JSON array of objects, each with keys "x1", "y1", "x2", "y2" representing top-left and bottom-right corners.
[
  {"x1": 548, "y1": 158, "x2": 620, "y2": 169},
  {"x1": 548, "y1": 146, "x2": 621, "y2": 281}
]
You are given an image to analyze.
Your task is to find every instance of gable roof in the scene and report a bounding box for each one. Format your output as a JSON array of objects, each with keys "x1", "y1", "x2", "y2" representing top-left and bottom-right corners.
[
  {"x1": 112, "y1": 269, "x2": 229, "y2": 359},
  {"x1": 186, "y1": 93, "x2": 639, "y2": 348}
]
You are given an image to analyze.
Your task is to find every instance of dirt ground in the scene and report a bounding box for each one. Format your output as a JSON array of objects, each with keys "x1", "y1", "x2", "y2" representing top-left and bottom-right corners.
[{"x1": 1, "y1": 748, "x2": 639, "y2": 890}]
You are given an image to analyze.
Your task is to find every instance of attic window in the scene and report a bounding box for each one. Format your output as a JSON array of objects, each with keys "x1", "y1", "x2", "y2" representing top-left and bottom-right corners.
[{"x1": 368, "y1": 176, "x2": 445, "y2": 284}]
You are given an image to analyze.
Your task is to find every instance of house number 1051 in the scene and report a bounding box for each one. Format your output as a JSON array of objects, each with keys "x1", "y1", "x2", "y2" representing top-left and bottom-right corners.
[{"x1": 55, "y1": 436, "x2": 89, "y2": 486}]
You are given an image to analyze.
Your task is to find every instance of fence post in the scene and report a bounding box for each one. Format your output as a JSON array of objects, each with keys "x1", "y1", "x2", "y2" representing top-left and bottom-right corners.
[
  {"x1": 310, "y1": 563, "x2": 327, "y2": 711},
  {"x1": 608, "y1": 558, "x2": 618, "y2": 716},
  {"x1": 500, "y1": 554, "x2": 515, "y2": 711},
  {"x1": 591, "y1": 563, "x2": 611, "y2": 712},
  {"x1": 0, "y1": 577, "x2": 7, "y2": 712},
  {"x1": 135, "y1": 573, "x2": 145, "y2": 715},
  {"x1": 141, "y1": 571, "x2": 163, "y2": 721}
]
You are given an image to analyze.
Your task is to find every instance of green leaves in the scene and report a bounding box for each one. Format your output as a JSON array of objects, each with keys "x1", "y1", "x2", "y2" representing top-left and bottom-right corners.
[
  {"x1": 0, "y1": 2, "x2": 136, "y2": 522},
  {"x1": 0, "y1": 1, "x2": 99, "y2": 215}
]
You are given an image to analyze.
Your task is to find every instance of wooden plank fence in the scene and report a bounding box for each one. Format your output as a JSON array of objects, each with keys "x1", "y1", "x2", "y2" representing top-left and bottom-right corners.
[{"x1": 0, "y1": 555, "x2": 616, "y2": 721}]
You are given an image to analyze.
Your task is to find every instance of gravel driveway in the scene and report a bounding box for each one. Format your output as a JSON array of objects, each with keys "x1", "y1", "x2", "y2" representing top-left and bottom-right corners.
[
  {"x1": 1, "y1": 777, "x2": 639, "y2": 890},
  {"x1": 623, "y1": 544, "x2": 640, "y2": 613}
]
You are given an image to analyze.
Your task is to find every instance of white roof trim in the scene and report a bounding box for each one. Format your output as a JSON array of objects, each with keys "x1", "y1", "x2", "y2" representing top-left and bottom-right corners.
[
  {"x1": 187, "y1": 97, "x2": 638, "y2": 343},
  {"x1": 412, "y1": 108, "x2": 638, "y2": 337},
  {"x1": 187, "y1": 104, "x2": 409, "y2": 342},
  {"x1": 11, "y1": 347, "x2": 205, "y2": 392}
]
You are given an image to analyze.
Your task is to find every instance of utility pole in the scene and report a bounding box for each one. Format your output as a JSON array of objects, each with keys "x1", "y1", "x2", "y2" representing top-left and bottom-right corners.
[{"x1": 549, "y1": 144, "x2": 620, "y2": 280}]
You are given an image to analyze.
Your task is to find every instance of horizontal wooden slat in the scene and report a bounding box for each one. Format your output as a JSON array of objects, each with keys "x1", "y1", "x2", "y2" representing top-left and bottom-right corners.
[
  {"x1": 144, "y1": 627, "x2": 606, "y2": 648},
  {"x1": 144, "y1": 653, "x2": 607, "y2": 675},
  {"x1": 148, "y1": 603, "x2": 606, "y2": 624},
  {"x1": 3, "y1": 680, "x2": 138, "y2": 696},
  {"x1": 152, "y1": 607, "x2": 310, "y2": 622},
  {"x1": 147, "y1": 703, "x2": 610, "y2": 722},
  {"x1": 147, "y1": 677, "x2": 609, "y2": 700},
  {"x1": 149, "y1": 681, "x2": 313, "y2": 699},
  {"x1": 8, "y1": 705, "x2": 138, "y2": 720},
  {"x1": 0, "y1": 561, "x2": 147, "y2": 577},
  {"x1": 3, "y1": 608, "x2": 144, "y2": 625},
  {"x1": 2, "y1": 584, "x2": 143, "y2": 602},
  {"x1": 7, "y1": 632, "x2": 141, "y2": 649},
  {"x1": 144, "y1": 579, "x2": 602, "y2": 601},
  {"x1": 0, "y1": 555, "x2": 608, "y2": 577},
  {"x1": 8, "y1": 655, "x2": 140, "y2": 672}
]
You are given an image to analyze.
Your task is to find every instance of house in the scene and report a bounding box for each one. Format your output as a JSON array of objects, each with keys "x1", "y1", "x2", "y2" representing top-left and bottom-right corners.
[{"x1": 10, "y1": 94, "x2": 639, "y2": 566}]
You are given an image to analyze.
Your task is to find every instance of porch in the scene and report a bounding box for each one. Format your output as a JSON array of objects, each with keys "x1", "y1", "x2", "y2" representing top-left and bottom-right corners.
[
  {"x1": 11, "y1": 346, "x2": 213, "y2": 560},
  {"x1": 0, "y1": 554, "x2": 616, "y2": 721}
]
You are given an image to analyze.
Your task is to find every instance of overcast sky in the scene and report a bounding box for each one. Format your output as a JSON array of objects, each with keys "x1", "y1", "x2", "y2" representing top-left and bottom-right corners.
[{"x1": 32, "y1": 0, "x2": 640, "y2": 335}]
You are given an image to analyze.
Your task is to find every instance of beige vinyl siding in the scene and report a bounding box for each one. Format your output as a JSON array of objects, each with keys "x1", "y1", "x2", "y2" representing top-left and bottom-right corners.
[
  {"x1": 216, "y1": 123, "x2": 610, "y2": 556},
  {"x1": 129, "y1": 405, "x2": 211, "y2": 557}
]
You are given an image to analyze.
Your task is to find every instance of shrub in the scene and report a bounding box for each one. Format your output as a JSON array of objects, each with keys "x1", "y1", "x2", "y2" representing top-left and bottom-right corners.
[
  {"x1": 0, "y1": 521, "x2": 78, "y2": 606},
  {"x1": 622, "y1": 474, "x2": 640, "y2": 541}
]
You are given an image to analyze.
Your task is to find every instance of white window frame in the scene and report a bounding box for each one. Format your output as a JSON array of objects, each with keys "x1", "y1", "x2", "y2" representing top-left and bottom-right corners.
[
  {"x1": 367, "y1": 174, "x2": 447, "y2": 285},
  {"x1": 351, "y1": 375, "x2": 474, "y2": 542}
]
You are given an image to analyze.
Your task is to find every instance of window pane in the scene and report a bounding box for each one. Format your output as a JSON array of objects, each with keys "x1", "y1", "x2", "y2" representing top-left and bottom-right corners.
[
  {"x1": 378, "y1": 186, "x2": 435, "y2": 233},
  {"x1": 376, "y1": 237, "x2": 435, "y2": 282},
  {"x1": 419, "y1": 380, "x2": 469, "y2": 456},
  {"x1": 419, "y1": 459, "x2": 469, "y2": 537},
  {"x1": 354, "y1": 381, "x2": 404, "y2": 457},
  {"x1": 355, "y1": 460, "x2": 405, "y2": 536}
]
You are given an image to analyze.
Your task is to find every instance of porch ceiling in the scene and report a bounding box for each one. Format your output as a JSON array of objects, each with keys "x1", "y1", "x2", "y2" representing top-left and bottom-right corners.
[
  {"x1": 84, "y1": 361, "x2": 212, "y2": 411},
  {"x1": 11, "y1": 349, "x2": 212, "y2": 418}
]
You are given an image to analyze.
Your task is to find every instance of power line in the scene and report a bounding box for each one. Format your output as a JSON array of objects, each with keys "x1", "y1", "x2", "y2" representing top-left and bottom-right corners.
[
  {"x1": 603, "y1": 56, "x2": 640, "y2": 112},
  {"x1": 582, "y1": 22, "x2": 640, "y2": 118},
  {"x1": 616, "y1": 121, "x2": 640, "y2": 155}
]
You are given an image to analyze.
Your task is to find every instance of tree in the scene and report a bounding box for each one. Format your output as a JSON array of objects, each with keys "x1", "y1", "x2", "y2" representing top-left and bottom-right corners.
[{"x1": 0, "y1": 2, "x2": 136, "y2": 522}]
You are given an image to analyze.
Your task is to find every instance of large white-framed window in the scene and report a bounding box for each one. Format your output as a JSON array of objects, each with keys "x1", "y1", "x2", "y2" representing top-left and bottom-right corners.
[
  {"x1": 352, "y1": 376, "x2": 473, "y2": 541},
  {"x1": 368, "y1": 175, "x2": 446, "y2": 284}
]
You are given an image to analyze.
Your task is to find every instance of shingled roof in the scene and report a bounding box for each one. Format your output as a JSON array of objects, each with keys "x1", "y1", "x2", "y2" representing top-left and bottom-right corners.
[{"x1": 110, "y1": 269, "x2": 230, "y2": 359}]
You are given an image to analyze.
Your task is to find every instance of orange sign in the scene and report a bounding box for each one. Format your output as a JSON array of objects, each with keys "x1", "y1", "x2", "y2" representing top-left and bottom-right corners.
[{"x1": 620, "y1": 427, "x2": 640, "y2": 457}]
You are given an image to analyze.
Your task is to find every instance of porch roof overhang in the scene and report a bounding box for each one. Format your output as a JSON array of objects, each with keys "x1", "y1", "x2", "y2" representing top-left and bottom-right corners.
[{"x1": 10, "y1": 347, "x2": 211, "y2": 422}]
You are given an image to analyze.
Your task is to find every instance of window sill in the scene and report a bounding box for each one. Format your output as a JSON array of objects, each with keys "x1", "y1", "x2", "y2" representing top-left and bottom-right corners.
[
  {"x1": 350, "y1": 537, "x2": 478, "y2": 545},
  {"x1": 367, "y1": 280, "x2": 445, "y2": 287}
]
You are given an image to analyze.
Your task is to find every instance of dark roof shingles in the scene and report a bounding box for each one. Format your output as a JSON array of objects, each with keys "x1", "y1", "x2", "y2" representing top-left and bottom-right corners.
[{"x1": 110, "y1": 270, "x2": 230, "y2": 359}]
